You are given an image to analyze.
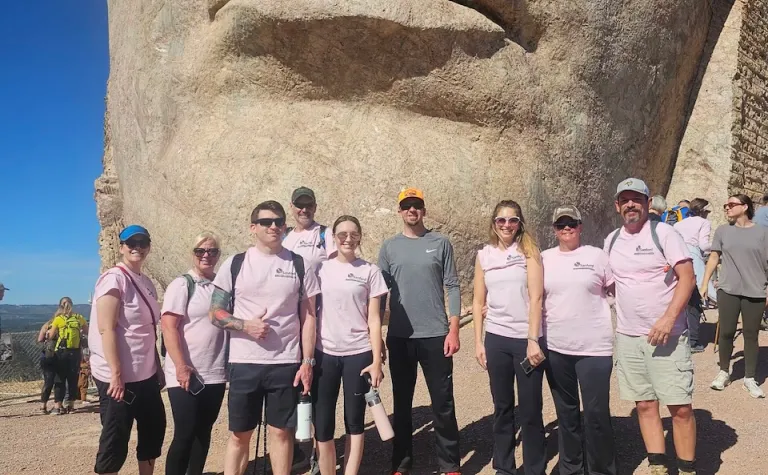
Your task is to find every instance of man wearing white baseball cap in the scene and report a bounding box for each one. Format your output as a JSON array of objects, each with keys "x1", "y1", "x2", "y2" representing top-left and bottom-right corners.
[{"x1": 604, "y1": 178, "x2": 697, "y2": 475}]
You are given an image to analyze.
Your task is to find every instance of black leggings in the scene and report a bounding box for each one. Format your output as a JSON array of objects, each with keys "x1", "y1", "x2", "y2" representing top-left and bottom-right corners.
[
  {"x1": 166, "y1": 383, "x2": 226, "y2": 475},
  {"x1": 311, "y1": 350, "x2": 372, "y2": 442},
  {"x1": 717, "y1": 290, "x2": 767, "y2": 378},
  {"x1": 54, "y1": 349, "x2": 80, "y2": 404},
  {"x1": 40, "y1": 356, "x2": 56, "y2": 403}
]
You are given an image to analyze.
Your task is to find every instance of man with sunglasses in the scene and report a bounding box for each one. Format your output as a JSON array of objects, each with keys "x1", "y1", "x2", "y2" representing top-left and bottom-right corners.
[
  {"x1": 378, "y1": 188, "x2": 462, "y2": 475},
  {"x1": 284, "y1": 186, "x2": 337, "y2": 269},
  {"x1": 209, "y1": 200, "x2": 320, "y2": 475},
  {"x1": 605, "y1": 178, "x2": 697, "y2": 475}
]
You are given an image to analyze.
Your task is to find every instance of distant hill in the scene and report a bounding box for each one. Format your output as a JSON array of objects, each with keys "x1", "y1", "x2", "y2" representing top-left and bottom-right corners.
[{"x1": 0, "y1": 304, "x2": 91, "y2": 333}]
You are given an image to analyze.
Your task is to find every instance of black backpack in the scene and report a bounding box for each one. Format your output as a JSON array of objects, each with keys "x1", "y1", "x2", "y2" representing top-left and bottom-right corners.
[{"x1": 160, "y1": 274, "x2": 197, "y2": 357}]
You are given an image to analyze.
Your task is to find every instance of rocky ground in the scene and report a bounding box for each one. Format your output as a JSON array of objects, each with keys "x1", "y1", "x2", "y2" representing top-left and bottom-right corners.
[{"x1": 0, "y1": 309, "x2": 764, "y2": 475}]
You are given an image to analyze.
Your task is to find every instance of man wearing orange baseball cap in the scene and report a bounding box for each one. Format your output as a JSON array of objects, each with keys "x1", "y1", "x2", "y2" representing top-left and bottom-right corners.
[{"x1": 379, "y1": 187, "x2": 462, "y2": 475}]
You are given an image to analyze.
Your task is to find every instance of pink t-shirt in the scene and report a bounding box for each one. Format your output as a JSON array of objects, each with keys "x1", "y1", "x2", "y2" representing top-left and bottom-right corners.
[
  {"x1": 674, "y1": 216, "x2": 712, "y2": 253},
  {"x1": 161, "y1": 270, "x2": 227, "y2": 388},
  {"x1": 478, "y1": 243, "x2": 537, "y2": 339},
  {"x1": 542, "y1": 245, "x2": 614, "y2": 356},
  {"x1": 213, "y1": 246, "x2": 321, "y2": 364},
  {"x1": 88, "y1": 265, "x2": 160, "y2": 383},
  {"x1": 316, "y1": 258, "x2": 389, "y2": 356},
  {"x1": 283, "y1": 222, "x2": 337, "y2": 270},
  {"x1": 603, "y1": 221, "x2": 692, "y2": 337}
]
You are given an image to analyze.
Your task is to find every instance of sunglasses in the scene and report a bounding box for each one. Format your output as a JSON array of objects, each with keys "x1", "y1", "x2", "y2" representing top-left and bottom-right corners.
[
  {"x1": 336, "y1": 232, "x2": 361, "y2": 241},
  {"x1": 293, "y1": 201, "x2": 315, "y2": 210},
  {"x1": 400, "y1": 200, "x2": 425, "y2": 211},
  {"x1": 253, "y1": 218, "x2": 286, "y2": 228},
  {"x1": 193, "y1": 248, "x2": 221, "y2": 258},
  {"x1": 554, "y1": 220, "x2": 581, "y2": 230},
  {"x1": 723, "y1": 202, "x2": 744, "y2": 210},
  {"x1": 121, "y1": 238, "x2": 151, "y2": 249},
  {"x1": 494, "y1": 216, "x2": 521, "y2": 226}
]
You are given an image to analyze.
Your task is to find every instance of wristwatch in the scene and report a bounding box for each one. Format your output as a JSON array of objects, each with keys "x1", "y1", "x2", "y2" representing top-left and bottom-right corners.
[{"x1": 302, "y1": 357, "x2": 316, "y2": 367}]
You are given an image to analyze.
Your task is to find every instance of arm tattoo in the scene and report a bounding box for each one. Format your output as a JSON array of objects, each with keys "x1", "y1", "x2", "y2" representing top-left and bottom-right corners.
[{"x1": 210, "y1": 286, "x2": 245, "y2": 331}]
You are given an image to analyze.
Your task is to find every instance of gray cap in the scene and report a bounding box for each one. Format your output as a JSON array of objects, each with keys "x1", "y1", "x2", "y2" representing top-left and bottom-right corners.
[
  {"x1": 615, "y1": 178, "x2": 650, "y2": 198},
  {"x1": 0, "y1": 283, "x2": 8, "y2": 291},
  {"x1": 291, "y1": 186, "x2": 316, "y2": 203},
  {"x1": 552, "y1": 205, "x2": 582, "y2": 223}
]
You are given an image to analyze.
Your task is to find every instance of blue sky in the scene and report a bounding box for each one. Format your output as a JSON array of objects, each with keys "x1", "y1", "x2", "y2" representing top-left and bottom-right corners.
[{"x1": 0, "y1": 1, "x2": 108, "y2": 304}]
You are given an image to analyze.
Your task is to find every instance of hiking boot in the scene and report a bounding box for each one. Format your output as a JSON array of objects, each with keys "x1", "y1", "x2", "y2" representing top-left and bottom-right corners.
[
  {"x1": 650, "y1": 464, "x2": 669, "y2": 475},
  {"x1": 690, "y1": 344, "x2": 705, "y2": 353},
  {"x1": 743, "y1": 378, "x2": 765, "y2": 398},
  {"x1": 710, "y1": 370, "x2": 730, "y2": 390}
]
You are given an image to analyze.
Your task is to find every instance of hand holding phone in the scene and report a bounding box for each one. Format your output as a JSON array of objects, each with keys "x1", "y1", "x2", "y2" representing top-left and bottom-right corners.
[
  {"x1": 188, "y1": 372, "x2": 205, "y2": 395},
  {"x1": 123, "y1": 389, "x2": 136, "y2": 405},
  {"x1": 520, "y1": 355, "x2": 546, "y2": 375}
]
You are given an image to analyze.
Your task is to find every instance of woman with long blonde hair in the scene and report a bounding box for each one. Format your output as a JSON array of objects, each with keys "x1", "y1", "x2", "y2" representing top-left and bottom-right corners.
[
  {"x1": 47, "y1": 296, "x2": 88, "y2": 415},
  {"x1": 472, "y1": 200, "x2": 547, "y2": 475}
]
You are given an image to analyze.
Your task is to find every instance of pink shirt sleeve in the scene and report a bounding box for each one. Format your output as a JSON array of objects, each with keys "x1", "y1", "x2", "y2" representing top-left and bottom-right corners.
[
  {"x1": 659, "y1": 224, "x2": 692, "y2": 267},
  {"x1": 161, "y1": 277, "x2": 189, "y2": 318},
  {"x1": 368, "y1": 265, "x2": 389, "y2": 299},
  {"x1": 698, "y1": 219, "x2": 712, "y2": 253},
  {"x1": 600, "y1": 250, "x2": 614, "y2": 287},
  {"x1": 302, "y1": 263, "x2": 322, "y2": 299},
  {"x1": 94, "y1": 271, "x2": 123, "y2": 301},
  {"x1": 212, "y1": 256, "x2": 235, "y2": 293}
]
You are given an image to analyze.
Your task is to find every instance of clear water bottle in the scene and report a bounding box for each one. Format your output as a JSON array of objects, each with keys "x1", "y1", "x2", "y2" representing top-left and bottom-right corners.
[
  {"x1": 295, "y1": 394, "x2": 312, "y2": 442},
  {"x1": 364, "y1": 377, "x2": 394, "y2": 441}
]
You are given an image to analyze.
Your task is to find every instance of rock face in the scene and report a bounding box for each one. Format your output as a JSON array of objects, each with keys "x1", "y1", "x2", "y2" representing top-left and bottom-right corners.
[{"x1": 98, "y1": 0, "x2": 714, "y2": 305}]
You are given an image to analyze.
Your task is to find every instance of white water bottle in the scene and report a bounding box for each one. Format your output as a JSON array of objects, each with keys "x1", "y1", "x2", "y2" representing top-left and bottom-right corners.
[
  {"x1": 295, "y1": 394, "x2": 312, "y2": 442},
  {"x1": 364, "y1": 378, "x2": 394, "y2": 441}
]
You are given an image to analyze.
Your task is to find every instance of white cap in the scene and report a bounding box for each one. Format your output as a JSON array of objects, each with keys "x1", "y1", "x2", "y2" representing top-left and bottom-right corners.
[{"x1": 615, "y1": 178, "x2": 649, "y2": 198}]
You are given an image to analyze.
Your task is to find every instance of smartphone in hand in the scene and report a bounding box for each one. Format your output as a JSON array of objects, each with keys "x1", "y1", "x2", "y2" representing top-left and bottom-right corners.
[
  {"x1": 188, "y1": 372, "x2": 205, "y2": 396},
  {"x1": 123, "y1": 389, "x2": 136, "y2": 405}
]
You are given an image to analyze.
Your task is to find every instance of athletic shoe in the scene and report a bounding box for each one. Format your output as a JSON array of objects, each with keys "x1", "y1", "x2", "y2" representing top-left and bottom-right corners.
[
  {"x1": 743, "y1": 378, "x2": 765, "y2": 398},
  {"x1": 49, "y1": 408, "x2": 62, "y2": 416},
  {"x1": 650, "y1": 464, "x2": 669, "y2": 475},
  {"x1": 690, "y1": 344, "x2": 705, "y2": 353},
  {"x1": 710, "y1": 370, "x2": 730, "y2": 390}
]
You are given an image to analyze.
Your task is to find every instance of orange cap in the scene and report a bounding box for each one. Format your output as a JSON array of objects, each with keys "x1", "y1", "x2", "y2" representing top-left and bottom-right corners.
[{"x1": 398, "y1": 187, "x2": 425, "y2": 204}]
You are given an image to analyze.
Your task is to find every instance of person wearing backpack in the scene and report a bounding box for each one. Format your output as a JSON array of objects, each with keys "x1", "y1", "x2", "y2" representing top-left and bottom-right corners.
[
  {"x1": 161, "y1": 232, "x2": 227, "y2": 475},
  {"x1": 605, "y1": 178, "x2": 697, "y2": 475},
  {"x1": 209, "y1": 200, "x2": 320, "y2": 475},
  {"x1": 37, "y1": 317, "x2": 57, "y2": 414},
  {"x1": 47, "y1": 296, "x2": 88, "y2": 415}
]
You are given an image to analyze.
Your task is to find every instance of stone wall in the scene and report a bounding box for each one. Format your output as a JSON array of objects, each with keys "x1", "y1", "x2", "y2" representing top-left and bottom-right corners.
[{"x1": 731, "y1": 0, "x2": 768, "y2": 199}]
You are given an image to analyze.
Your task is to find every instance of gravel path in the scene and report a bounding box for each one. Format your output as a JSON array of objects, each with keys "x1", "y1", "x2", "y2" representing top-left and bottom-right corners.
[{"x1": 0, "y1": 310, "x2": 763, "y2": 474}]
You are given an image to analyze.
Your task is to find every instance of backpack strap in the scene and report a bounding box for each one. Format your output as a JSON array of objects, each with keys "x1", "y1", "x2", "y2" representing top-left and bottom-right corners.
[
  {"x1": 182, "y1": 274, "x2": 196, "y2": 305},
  {"x1": 290, "y1": 251, "x2": 305, "y2": 302},
  {"x1": 282, "y1": 227, "x2": 294, "y2": 241},
  {"x1": 229, "y1": 253, "x2": 246, "y2": 313},
  {"x1": 318, "y1": 225, "x2": 327, "y2": 249},
  {"x1": 607, "y1": 228, "x2": 621, "y2": 254}
]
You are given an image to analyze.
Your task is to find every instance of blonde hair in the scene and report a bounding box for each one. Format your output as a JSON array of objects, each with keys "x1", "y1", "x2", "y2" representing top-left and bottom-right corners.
[
  {"x1": 489, "y1": 200, "x2": 540, "y2": 259},
  {"x1": 54, "y1": 297, "x2": 74, "y2": 318},
  {"x1": 193, "y1": 231, "x2": 220, "y2": 250}
]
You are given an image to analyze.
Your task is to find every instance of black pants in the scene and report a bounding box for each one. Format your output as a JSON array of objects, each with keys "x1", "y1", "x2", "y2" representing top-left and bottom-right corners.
[
  {"x1": 485, "y1": 332, "x2": 547, "y2": 475},
  {"x1": 54, "y1": 349, "x2": 80, "y2": 404},
  {"x1": 717, "y1": 290, "x2": 766, "y2": 378},
  {"x1": 387, "y1": 336, "x2": 460, "y2": 473},
  {"x1": 548, "y1": 351, "x2": 617, "y2": 475},
  {"x1": 94, "y1": 377, "x2": 166, "y2": 474},
  {"x1": 686, "y1": 305, "x2": 701, "y2": 346},
  {"x1": 312, "y1": 350, "x2": 373, "y2": 442},
  {"x1": 166, "y1": 383, "x2": 226, "y2": 475},
  {"x1": 40, "y1": 356, "x2": 56, "y2": 403}
]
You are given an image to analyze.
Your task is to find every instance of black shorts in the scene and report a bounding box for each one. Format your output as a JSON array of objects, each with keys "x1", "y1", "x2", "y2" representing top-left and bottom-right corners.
[
  {"x1": 94, "y1": 377, "x2": 166, "y2": 474},
  {"x1": 312, "y1": 350, "x2": 373, "y2": 442},
  {"x1": 228, "y1": 363, "x2": 300, "y2": 433}
]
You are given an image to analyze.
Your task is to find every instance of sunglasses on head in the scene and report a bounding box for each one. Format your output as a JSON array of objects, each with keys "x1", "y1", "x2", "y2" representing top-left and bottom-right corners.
[
  {"x1": 253, "y1": 217, "x2": 286, "y2": 228},
  {"x1": 494, "y1": 216, "x2": 521, "y2": 226},
  {"x1": 723, "y1": 202, "x2": 744, "y2": 210},
  {"x1": 336, "y1": 232, "x2": 361, "y2": 241},
  {"x1": 400, "y1": 200, "x2": 424, "y2": 211},
  {"x1": 554, "y1": 220, "x2": 581, "y2": 230},
  {"x1": 193, "y1": 248, "x2": 220, "y2": 258},
  {"x1": 121, "y1": 238, "x2": 151, "y2": 249}
]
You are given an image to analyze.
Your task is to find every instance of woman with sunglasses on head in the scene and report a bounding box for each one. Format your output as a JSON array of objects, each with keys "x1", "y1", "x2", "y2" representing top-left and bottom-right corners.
[
  {"x1": 161, "y1": 232, "x2": 227, "y2": 475},
  {"x1": 703, "y1": 194, "x2": 768, "y2": 398},
  {"x1": 541, "y1": 206, "x2": 617, "y2": 475},
  {"x1": 472, "y1": 200, "x2": 546, "y2": 475},
  {"x1": 88, "y1": 225, "x2": 166, "y2": 475},
  {"x1": 313, "y1": 215, "x2": 388, "y2": 475}
]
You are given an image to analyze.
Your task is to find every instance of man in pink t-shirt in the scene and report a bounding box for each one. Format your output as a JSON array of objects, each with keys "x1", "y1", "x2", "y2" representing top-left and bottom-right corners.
[
  {"x1": 604, "y1": 178, "x2": 697, "y2": 475},
  {"x1": 283, "y1": 186, "x2": 337, "y2": 269},
  {"x1": 209, "y1": 200, "x2": 320, "y2": 475}
]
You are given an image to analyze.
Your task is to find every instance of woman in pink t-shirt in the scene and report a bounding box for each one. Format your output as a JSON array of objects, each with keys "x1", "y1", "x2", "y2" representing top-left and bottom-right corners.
[
  {"x1": 472, "y1": 200, "x2": 547, "y2": 475},
  {"x1": 87, "y1": 225, "x2": 166, "y2": 475},
  {"x1": 161, "y1": 232, "x2": 227, "y2": 475},
  {"x1": 542, "y1": 205, "x2": 617, "y2": 475},
  {"x1": 313, "y1": 215, "x2": 388, "y2": 475}
]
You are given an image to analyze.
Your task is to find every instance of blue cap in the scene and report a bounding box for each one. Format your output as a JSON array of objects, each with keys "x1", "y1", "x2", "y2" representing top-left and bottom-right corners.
[{"x1": 119, "y1": 225, "x2": 151, "y2": 242}]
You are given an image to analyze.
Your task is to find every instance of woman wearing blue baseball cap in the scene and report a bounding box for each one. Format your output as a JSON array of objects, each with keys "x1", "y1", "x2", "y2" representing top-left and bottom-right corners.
[{"x1": 87, "y1": 224, "x2": 167, "y2": 474}]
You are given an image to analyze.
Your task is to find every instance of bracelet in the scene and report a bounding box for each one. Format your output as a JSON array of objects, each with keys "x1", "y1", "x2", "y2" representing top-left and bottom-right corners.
[{"x1": 527, "y1": 337, "x2": 539, "y2": 342}]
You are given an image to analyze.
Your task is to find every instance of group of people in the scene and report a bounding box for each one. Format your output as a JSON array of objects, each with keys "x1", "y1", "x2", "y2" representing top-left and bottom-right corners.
[{"x1": 77, "y1": 181, "x2": 768, "y2": 475}]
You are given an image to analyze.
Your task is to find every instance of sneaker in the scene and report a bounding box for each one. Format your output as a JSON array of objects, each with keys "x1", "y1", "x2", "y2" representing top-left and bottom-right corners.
[
  {"x1": 710, "y1": 370, "x2": 730, "y2": 390},
  {"x1": 690, "y1": 344, "x2": 705, "y2": 353},
  {"x1": 49, "y1": 408, "x2": 62, "y2": 416},
  {"x1": 743, "y1": 378, "x2": 765, "y2": 398},
  {"x1": 650, "y1": 464, "x2": 669, "y2": 475},
  {"x1": 309, "y1": 457, "x2": 320, "y2": 475}
]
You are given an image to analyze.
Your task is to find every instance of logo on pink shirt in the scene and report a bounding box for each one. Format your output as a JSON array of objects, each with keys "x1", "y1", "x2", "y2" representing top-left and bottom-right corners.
[
  {"x1": 346, "y1": 273, "x2": 367, "y2": 284},
  {"x1": 275, "y1": 268, "x2": 297, "y2": 278},
  {"x1": 634, "y1": 245, "x2": 654, "y2": 256},
  {"x1": 506, "y1": 254, "x2": 525, "y2": 264},
  {"x1": 573, "y1": 262, "x2": 595, "y2": 271}
]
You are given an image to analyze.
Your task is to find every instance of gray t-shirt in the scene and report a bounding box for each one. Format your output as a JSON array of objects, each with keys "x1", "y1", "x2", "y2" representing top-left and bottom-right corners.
[
  {"x1": 711, "y1": 224, "x2": 768, "y2": 299},
  {"x1": 755, "y1": 206, "x2": 768, "y2": 228},
  {"x1": 378, "y1": 231, "x2": 461, "y2": 339}
]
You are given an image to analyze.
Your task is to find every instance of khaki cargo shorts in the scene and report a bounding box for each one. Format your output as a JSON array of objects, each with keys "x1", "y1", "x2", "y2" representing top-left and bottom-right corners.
[{"x1": 615, "y1": 332, "x2": 694, "y2": 406}]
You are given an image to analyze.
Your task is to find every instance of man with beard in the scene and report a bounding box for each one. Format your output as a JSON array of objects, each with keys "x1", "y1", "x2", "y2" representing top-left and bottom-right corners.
[
  {"x1": 283, "y1": 187, "x2": 337, "y2": 269},
  {"x1": 378, "y1": 188, "x2": 461, "y2": 475},
  {"x1": 604, "y1": 178, "x2": 697, "y2": 475}
]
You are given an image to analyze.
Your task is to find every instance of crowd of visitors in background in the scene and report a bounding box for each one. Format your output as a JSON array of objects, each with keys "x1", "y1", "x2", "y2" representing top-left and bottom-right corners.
[{"x1": 14, "y1": 185, "x2": 767, "y2": 475}]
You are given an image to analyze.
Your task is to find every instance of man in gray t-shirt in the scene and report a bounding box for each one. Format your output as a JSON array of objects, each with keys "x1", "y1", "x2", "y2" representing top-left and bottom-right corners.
[{"x1": 379, "y1": 187, "x2": 461, "y2": 475}]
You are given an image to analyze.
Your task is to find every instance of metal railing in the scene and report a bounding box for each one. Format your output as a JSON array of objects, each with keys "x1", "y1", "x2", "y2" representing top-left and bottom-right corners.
[{"x1": 0, "y1": 331, "x2": 46, "y2": 401}]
